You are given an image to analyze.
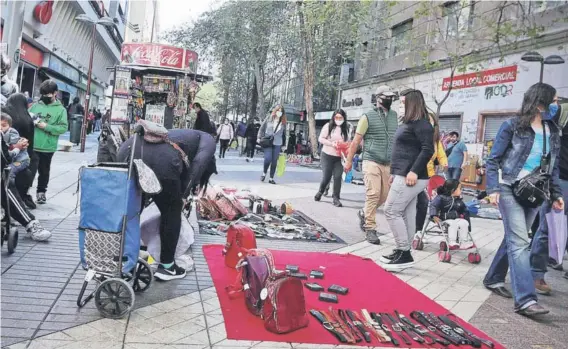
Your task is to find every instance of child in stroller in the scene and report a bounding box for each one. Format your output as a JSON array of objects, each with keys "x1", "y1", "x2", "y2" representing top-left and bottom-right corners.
[{"x1": 429, "y1": 179, "x2": 472, "y2": 250}]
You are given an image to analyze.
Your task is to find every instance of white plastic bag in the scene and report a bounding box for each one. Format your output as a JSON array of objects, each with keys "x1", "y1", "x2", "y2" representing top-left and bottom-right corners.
[{"x1": 140, "y1": 203, "x2": 195, "y2": 268}]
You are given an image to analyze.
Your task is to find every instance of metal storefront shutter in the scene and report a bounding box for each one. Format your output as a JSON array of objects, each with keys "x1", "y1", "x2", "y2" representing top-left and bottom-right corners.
[
  {"x1": 483, "y1": 116, "x2": 512, "y2": 141},
  {"x1": 438, "y1": 115, "x2": 462, "y2": 134}
]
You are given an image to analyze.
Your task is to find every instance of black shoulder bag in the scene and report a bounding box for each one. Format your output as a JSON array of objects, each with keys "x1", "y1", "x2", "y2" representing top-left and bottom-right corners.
[
  {"x1": 511, "y1": 122, "x2": 552, "y2": 208},
  {"x1": 259, "y1": 117, "x2": 282, "y2": 148}
]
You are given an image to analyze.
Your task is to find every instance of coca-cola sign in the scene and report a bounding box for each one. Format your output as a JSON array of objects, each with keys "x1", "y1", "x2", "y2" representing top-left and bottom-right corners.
[{"x1": 120, "y1": 43, "x2": 198, "y2": 72}]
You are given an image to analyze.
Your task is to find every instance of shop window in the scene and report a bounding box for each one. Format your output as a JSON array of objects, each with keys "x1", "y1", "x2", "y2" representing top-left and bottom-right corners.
[
  {"x1": 390, "y1": 20, "x2": 413, "y2": 57},
  {"x1": 439, "y1": 1, "x2": 473, "y2": 40}
]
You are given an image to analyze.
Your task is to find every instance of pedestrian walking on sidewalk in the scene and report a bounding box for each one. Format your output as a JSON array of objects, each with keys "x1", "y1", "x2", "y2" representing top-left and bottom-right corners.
[
  {"x1": 530, "y1": 97, "x2": 568, "y2": 293},
  {"x1": 315, "y1": 109, "x2": 351, "y2": 207},
  {"x1": 236, "y1": 117, "x2": 247, "y2": 155},
  {"x1": 28, "y1": 80, "x2": 69, "y2": 205},
  {"x1": 445, "y1": 131, "x2": 468, "y2": 180},
  {"x1": 380, "y1": 89, "x2": 434, "y2": 270},
  {"x1": 344, "y1": 85, "x2": 398, "y2": 244},
  {"x1": 483, "y1": 83, "x2": 564, "y2": 318},
  {"x1": 245, "y1": 118, "x2": 261, "y2": 162},
  {"x1": 118, "y1": 129, "x2": 217, "y2": 281},
  {"x1": 258, "y1": 105, "x2": 287, "y2": 184},
  {"x1": 3, "y1": 93, "x2": 37, "y2": 209},
  {"x1": 2, "y1": 136, "x2": 52, "y2": 241},
  {"x1": 217, "y1": 118, "x2": 234, "y2": 158}
]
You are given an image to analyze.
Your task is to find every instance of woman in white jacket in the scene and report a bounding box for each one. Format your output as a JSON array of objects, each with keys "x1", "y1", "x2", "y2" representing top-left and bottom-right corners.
[{"x1": 217, "y1": 118, "x2": 234, "y2": 158}]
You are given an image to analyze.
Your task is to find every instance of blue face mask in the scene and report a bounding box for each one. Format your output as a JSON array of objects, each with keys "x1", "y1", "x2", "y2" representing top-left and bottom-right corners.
[{"x1": 548, "y1": 103, "x2": 559, "y2": 118}]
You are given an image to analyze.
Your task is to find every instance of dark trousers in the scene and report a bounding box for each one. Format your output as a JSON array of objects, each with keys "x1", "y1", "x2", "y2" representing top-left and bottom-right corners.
[
  {"x1": 318, "y1": 152, "x2": 343, "y2": 198},
  {"x1": 247, "y1": 139, "x2": 256, "y2": 158},
  {"x1": 263, "y1": 145, "x2": 281, "y2": 178},
  {"x1": 219, "y1": 139, "x2": 229, "y2": 158},
  {"x1": 2, "y1": 181, "x2": 35, "y2": 227},
  {"x1": 415, "y1": 191, "x2": 429, "y2": 231},
  {"x1": 447, "y1": 167, "x2": 462, "y2": 180},
  {"x1": 152, "y1": 179, "x2": 183, "y2": 265},
  {"x1": 29, "y1": 151, "x2": 54, "y2": 194},
  {"x1": 15, "y1": 168, "x2": 34, "y2": 198}
]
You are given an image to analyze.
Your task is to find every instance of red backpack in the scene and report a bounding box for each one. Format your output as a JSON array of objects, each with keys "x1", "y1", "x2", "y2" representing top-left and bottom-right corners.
[
  {"x1": 262, "y1": 274, "x2": 310, "y2": 334},
  {"x1": 222, "y1": 224, "x2": 257, "y2": 268},
  {"x1": 226, "y1": 249, "x2": 277, "y2": 316}
]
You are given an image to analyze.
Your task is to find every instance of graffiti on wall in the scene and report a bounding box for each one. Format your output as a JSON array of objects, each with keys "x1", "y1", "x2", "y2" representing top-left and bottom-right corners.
[
  {"x1": 485, "y1": 84, "x2": 513, "y2": 99},
  {"x1": 448, "y1": 88, "x2": 481, "y2": 109},
  {"x1": 461, "y1": 118, "x2": 478, "y2": 143}
]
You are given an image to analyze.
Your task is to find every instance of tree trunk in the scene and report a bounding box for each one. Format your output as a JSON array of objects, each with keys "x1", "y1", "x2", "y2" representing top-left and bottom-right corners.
[
  {"x1": 250, "y1": 75, "x2": 258, "y2": 120},
  {"x1": 254, "y1": 60, "x2": 267, "y2": 120},
  {"x1": 297, "y1": 1, "x2": 318, "y2": 158}
]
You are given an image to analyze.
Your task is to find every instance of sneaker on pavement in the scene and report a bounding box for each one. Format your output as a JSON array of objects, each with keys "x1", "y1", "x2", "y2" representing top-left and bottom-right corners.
[
  {"x1": 358, "y1": 210, "x2": 365, "y2": 232},
  {"x1": 154, "y1": 263, "x2": 186, "y2": 281},
  {"x1": 314, "y1": 192, "x2": 322, "y2": 202},
  {"x1": 36, "y1": 192, "x2": 47, "y2": 204},
  {"x1": 23, "y1": 195, "x2": 36, "y2": 210},
  {"x1": 380, "y1": 249, "x2": 400, "y2": 263},
  {"x1": 25, "y1": 220, "x2": 52, "y2": 241},
  {"x1": 365, "y1": 230, "x2": 380, "y2": 245},
  {"x1": 381, "y1": 250, "x2": 415, "y2": 271},
  {"x1": 332, "y1": 197, "x2": 342, "y2": 207},
  {"x1": 535, "y1": 279, "x2": 551, "y2": 295},
  {"x1": 516, "y1": 303, "x2": 549, "y2": 317}
]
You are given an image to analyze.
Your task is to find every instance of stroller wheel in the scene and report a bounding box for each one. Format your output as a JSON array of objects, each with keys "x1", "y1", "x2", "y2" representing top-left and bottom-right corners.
[
  {"x1": 438, "y1": 251, "x2": 451, "y2": 263},
  {"x1": 7, "y1": 227, "x2": 18, "y2": 254},
  {"x1": 133, "y1": 258, "x2": 153, "y2": 293},
  {"x1": 412, "y1": 239, "x2": 424, "y2": 251},
  {"x1": 439, "y1": 241, "x2": 448, "y2": 251},
  {"x1": 95, "y1": 278, "x2": 135, "y2": 319},
  {"x1": 468, "y1": 252, "x2": 481, "y2": 264}
]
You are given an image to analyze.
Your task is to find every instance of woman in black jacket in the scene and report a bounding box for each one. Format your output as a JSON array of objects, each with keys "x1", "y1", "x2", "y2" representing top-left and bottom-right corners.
[
  {"x1": 118, "y1": 129, "x2": 217, "y2": 281},
  {"x1": 3, "y1": 93, "x2": 36, "y2": 209},
  {"x1": 244, "y1": 117, "x2": 261, "y2": 162},
  {"x1": 381, "y1": 89, "x2": 435, "y2": 270}
]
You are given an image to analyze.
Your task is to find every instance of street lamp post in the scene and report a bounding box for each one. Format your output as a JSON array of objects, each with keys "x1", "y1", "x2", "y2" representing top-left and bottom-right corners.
[
  {"x1": 74, "y1": 15, "x2": 116, "y2": 153},
  {"x1": 521, "y1": 51, "x2": 566, "y2": 82}
]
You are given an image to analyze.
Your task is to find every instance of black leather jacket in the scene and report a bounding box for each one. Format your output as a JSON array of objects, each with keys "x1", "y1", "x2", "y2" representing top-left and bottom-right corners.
[{"x1": 429, "y1": 194, "x2": 469, "y2": 221}]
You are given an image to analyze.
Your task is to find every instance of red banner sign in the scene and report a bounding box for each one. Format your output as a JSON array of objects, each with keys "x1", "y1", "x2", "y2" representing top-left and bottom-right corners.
[
  {"x1": 120, "y1": 43, "x2": 198, "y2": 72},
  {"x1": 20, "y1": 41, "x2": 44, "y2": 67},
  {"x1": 442, "y1": 65, "x2": 518, "y2": 91}
]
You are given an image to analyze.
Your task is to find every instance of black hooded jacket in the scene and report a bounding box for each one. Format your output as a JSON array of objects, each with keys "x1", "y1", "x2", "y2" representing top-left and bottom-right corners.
[{"x1": 4, "y1": 93, "x2": 35, "y2": 156}]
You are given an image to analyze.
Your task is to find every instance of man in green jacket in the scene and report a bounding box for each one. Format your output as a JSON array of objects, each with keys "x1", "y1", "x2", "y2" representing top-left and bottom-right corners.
[
  {"x1": 344, "y1": 85, "x2": 398, "y2": 245},
  {"x1": 28, "y1": 80, "x2": 68, "y2": 204}
]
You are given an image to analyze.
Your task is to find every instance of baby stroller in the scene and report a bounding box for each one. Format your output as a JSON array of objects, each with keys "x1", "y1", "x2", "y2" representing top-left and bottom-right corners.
[
  {"x1": 77, "y1": 128, "x2": 153, "y2": 319},
  {"x1": 411, "y1": 175, "x2": 481, "y2": 264},
  {"x1": 1, "y1": 167, "x2": 18, "y2": 254}
]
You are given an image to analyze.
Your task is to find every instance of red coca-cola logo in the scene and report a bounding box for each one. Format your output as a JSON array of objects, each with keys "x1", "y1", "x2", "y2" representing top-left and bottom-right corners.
[
  {"x1": 121, "y1": 43, "x2": 198, "y2": 71},
  {"x1": 34, "y1": 0, "x2": 54, "y2": 24}
]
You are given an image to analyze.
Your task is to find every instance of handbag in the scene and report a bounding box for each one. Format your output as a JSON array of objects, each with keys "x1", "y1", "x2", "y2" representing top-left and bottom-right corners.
[
  {"x1": 259, "y1": 117, "x2": 282, "y2": 148},
  {"x1": 511, "y1": 122, "x2": 552, "y2": 208}
]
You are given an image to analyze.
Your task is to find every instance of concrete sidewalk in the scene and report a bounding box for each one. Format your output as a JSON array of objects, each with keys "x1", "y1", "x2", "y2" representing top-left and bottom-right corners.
[{"x1": 2, "y1": 144, "x2": 567, "y2": 349}]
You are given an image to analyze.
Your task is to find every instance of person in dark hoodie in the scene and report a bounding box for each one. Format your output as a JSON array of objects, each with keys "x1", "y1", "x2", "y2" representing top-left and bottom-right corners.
[
  {"x1": 3, "y1": 93, "x2": 36, "y2": 209},
  {"x1": 67, "y1": 96, "x2": 84, "y2": 130},
  {"x1": 244, "y1": 117, "x2": 261, "y2": 162},
  {"x1": 118, "y1": 128, "x2": 217, "y2": 281},
  {"x1": 193, "y1": 103, "x2": 215, "y2": 135}
]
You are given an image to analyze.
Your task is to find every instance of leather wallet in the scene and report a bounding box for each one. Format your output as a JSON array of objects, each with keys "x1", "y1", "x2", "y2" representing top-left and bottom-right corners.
[
  {"x1": 286, "y1": 265, "x2": 300, "y2": 273},
  {"x1": 310, "y1": 270, "x2": 324, "y2": 279},
  {"x1": 290, "y1": 272, "x2": 307, "y2": 280},
  {"x1": 328, "y1": 284, "x2": 349, "y2": 295},
  {"x1": 319, "y1": 292, "x2": 338, "y2": 303},
  {"x1": 305, "y1": 282, "x2": 324, "y2": 291}
]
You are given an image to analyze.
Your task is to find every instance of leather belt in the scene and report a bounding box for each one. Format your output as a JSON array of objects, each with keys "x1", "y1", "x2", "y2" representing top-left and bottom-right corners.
[
  {"x1": 439, "y1": 314, "x2": 494, "y2": 348},
  {"x1": 410, "y1": 311, "x2": 471, "y2": 346},
  {"x1": 321, "y1": 309, "x2": 356, "y2": 344},
  {"x1": 337, "y1": 309, "x2": 363, "y2": 343},
  {"x1": 326, "y1": 308, "x2": 356, "y2": 344},
  {"x1": 360, "y1": 309, "x2": 393, "y2": 345},
  {"x1": 397, "y1": 311, "x2": 447, "y2": 346},
  {"x1": 310, "y1": 309, "x2": 349, "y2": 343},
  {"x1": 381, "y1": 312, "x2": 413, "y2": 346}
]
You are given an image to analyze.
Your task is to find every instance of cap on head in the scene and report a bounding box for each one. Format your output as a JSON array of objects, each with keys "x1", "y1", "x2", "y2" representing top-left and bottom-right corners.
[{"x1": 376, "y1": 85, "x2": 396, "y2": 97}]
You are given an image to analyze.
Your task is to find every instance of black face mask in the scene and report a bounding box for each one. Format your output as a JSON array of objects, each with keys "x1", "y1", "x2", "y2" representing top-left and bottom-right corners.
[
  {"x1": 380, "y1": 98, "x2": 392, "y2": 110},
  {"x1": 40, "y1": 96, "x2": 53, "y2": 105}
]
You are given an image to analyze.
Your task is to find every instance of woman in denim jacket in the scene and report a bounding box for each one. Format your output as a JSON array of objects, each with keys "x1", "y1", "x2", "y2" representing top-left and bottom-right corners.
[{"x1": 483, "y1": 83, "x2": 564, "y2": 317}]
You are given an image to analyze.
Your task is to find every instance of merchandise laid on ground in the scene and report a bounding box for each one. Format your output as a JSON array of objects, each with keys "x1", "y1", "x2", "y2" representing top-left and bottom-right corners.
[
  {"x1": 203, "y1": 244, "x2": 502, "y2": 348},
  {"x1": 196, "y1": 186, "x2": 341, "y2": 243}
]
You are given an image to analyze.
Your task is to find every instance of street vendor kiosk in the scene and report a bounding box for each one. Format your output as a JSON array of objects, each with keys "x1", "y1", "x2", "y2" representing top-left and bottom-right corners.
[{"x1": 109, "y1": 43, "x2": 212, "y2": 130}]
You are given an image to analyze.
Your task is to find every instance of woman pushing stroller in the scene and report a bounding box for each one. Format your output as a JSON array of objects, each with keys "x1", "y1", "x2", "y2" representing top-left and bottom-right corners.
[
  {"x1": 118, "y1": 128, "x2": 217, "y2": 281},
  {"x1": 429, "y1": 179, "x2": 472, "y2": 250}
]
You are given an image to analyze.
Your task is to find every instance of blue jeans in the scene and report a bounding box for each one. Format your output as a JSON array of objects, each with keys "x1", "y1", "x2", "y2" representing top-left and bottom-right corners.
[
  {"x1": 8, "y1": 158, "x2": 30, "y2": 183},
  {"x1": 447, "y1": 167, "x2": 462, "y2": 180},
  {"x1": 483, "y1": 184, "x2": 539, "y2": 310},
  {"x1": 263, "y1": 145, "x2": 281, "y2": 178},
  {"x1": 530, "y1": 178, "x2": 568, "y2": 279}
]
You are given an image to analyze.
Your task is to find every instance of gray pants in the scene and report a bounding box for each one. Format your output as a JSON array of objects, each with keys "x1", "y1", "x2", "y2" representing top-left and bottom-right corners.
[{"x1": 384, "y1": 175, "x2": 428, "y2": 251}]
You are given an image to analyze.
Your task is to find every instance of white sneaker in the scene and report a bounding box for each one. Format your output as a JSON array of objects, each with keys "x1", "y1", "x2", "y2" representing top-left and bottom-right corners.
[{"x1": 26, "y1": 220, "x2": 52, "y2": 241}]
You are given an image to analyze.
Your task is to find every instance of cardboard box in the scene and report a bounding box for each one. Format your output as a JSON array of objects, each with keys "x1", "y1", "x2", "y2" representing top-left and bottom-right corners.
[{"x1": 460, "y1": 155, "x2": 480, "y2": 183}]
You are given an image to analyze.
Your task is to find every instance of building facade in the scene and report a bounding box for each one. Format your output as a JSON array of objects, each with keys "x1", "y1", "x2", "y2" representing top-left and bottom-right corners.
[
  {"x1": 334, "y1": 1, "x2": 568, "y2": 146},
  {"x1": 1, "y1": 0, "x2": 128, "y2": 109},
  {"x1": 124, "y1": 0, "x2": 159, "y2": 43}
]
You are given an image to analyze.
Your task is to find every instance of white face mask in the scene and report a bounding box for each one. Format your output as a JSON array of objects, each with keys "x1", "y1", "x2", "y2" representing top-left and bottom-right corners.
[
  {"x1": 276, "y1": 111, "x2": 283, "y2": 117},
  {"x1": 335, "y1": 120, "x2": 344, "y2": 126}
]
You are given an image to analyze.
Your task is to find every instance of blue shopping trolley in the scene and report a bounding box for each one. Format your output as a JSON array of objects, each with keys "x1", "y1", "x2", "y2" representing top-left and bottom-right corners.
[{"x1": 77, "y1": 130, "x2": 153, "y2": 318}]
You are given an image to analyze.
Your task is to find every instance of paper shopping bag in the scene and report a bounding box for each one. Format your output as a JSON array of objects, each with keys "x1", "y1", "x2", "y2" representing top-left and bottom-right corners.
[{"x1": 276, "y1": 153, "x2": 286, "y2": 177}]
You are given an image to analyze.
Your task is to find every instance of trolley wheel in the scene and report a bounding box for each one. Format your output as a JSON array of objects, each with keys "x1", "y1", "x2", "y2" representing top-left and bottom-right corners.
[
  {"x1": 7, "y1": 227, "x2": 18, "y2": 254},
  {"x1": 438, "y1": 251, "x2": 452, "y2": 263},
  {"x1": 439, "y1": 241, "x2": 448, "y2": 251},
  {"x1": 95, "y1": 278, "x2": 135, "y2": 319},
  {"x1": 468, "y1": 252, "x2": 481, "y2": 264},
  {"x1": 133, "y1": 258, "x2": 153, "y2": 293},
  {"x1": 412, "y1": 239, "x2": 424, "y2": 251}
]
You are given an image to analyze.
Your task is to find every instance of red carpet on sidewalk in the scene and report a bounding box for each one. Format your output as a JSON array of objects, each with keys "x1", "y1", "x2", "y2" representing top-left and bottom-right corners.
[{"x1": 203, "y1": 244, "x2": 503, "y2": 348}]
